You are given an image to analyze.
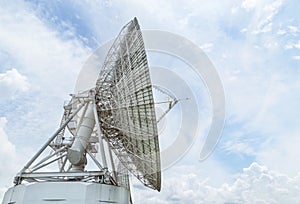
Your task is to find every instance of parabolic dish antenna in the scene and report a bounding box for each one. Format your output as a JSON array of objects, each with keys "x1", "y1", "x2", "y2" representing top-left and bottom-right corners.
[
  {"x1": 95, "y1": 17, "x2": 160, "y2": 191},
  {"x1": 2, "y1": 17, "x2": 178, "y2": 204}
]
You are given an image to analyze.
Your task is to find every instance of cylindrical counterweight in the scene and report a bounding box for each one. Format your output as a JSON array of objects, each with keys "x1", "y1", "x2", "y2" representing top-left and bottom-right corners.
[{"x1": 67, "y1": 102, "x2": 95, "y2": 167}]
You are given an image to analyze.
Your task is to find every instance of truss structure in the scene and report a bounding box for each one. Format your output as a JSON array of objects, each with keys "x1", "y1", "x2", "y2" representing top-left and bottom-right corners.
[
  {"x1": 95, "y1": 18, "x2": 161, "y2": 191},
  {"x1": 14, "y1": 94, "x2": 112, "y2": 184}
]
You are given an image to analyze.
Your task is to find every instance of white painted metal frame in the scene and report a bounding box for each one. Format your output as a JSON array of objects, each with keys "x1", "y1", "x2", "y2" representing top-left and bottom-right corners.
[{"x1": 14, "y1": 93, "x2": 115, "y2": 186}]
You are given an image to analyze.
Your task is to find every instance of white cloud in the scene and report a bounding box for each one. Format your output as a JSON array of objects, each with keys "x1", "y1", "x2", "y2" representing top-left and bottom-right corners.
[
  {"x1": 277, "y1": 26, "x2": 299, "y2": 36},
  {"x1": 294, "y1": 42, "x2": 300, "y2": 49},
  {"x1": 0, "y1": 68, "x2": 30, "y2": 99},
  {"x1": 0, "y1": 117, "x2": 18, "y2": 200},
  {"x1": 200, "y1": 43, "x2": 214, "y2": 53},
  {"x1": 0, "y1": 0, "x2": 90, "y2": 96},
  {"x1": 242, "y1": 0, "x2": 259, "y2": 11},
  {"x1": 288, "y1": 26, "x2": 299, "y2": 34},
  {"x1": 292, "y1": 56, "x2": 300, "y2": 60},
  {"x1": 277, "y1": 29, "x2": 286, "y2": 35},
  {"x1": 241, "y1": 0, "x2": 284, "y2": 34},
  {"x1": 0, "y1": 117, "x2": 15, "y2": 160},
  {"x1": 285, "y1": 41, "x2": 300, "y2": 50},
  {"x1": 0, "y1": 0, "x2": 91, "y2": 147},
  {"x1": 133, "y1": 162, "x2": 300, "y2": 204},
  {"x1": 223, "y1": 141, "x2": 255, "y2": 156},
  {"x1": 220, "y1": 53, "x2": 300, "y2": 173}
]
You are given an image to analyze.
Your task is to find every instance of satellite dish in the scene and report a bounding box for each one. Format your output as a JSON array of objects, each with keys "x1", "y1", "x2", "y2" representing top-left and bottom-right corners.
[
  {"x1": 95, "y1": 17, "x2": 161, "y2": 191},
  {"x1": 2, "y1": 17, "x2": 176, "y2": 204}
]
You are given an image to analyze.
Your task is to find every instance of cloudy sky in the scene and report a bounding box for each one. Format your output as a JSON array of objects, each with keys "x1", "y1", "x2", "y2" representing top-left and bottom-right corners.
[{"x1": 1, "y1": 0, "x2": 300, "y2": 203}]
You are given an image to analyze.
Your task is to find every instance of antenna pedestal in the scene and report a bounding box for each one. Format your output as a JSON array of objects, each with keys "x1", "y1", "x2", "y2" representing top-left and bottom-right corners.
[{"x1": 2, "y1": 182, "x2": 130, "y2": 204}]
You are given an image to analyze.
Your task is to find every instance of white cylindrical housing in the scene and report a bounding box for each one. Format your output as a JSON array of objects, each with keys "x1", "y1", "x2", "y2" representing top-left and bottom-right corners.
[
  {"x1": 2, "y1": 182, "x2": 130, "y2": 204},
  {"x1": 67, "y1": 102, "x2": 95, "y2": 167}
]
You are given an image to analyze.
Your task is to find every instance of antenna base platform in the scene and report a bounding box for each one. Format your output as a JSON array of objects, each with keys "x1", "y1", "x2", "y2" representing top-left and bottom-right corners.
[{"x1": 2, "y1": 182, "x2": 130, "y2": 204}]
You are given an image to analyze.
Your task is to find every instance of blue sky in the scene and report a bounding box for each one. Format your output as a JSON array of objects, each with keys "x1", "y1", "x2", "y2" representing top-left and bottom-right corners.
[{"x1": 1, "y1": 0, "x2": 300, "y2": 203}]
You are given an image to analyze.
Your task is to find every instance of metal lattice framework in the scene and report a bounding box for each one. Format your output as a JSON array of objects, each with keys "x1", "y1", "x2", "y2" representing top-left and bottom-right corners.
[{"x1": 95, "y1": 18, "x2": 161, "y2": 191}]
